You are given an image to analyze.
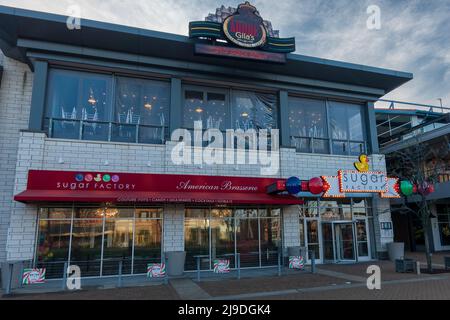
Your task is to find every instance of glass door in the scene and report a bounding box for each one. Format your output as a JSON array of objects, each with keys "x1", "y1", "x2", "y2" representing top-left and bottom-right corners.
[
  {"x1": 356, "y1": 219, "x2": 370, "y2": 261},
  {"x1": 334, "y1": 223, "x2": 356, "y2": 262},
  {"x1": 305, "y1": 219, "x2": 321, "y2": 262}
]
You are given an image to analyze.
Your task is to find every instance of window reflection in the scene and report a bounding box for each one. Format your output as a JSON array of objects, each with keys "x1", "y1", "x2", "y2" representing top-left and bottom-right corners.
[
  {"x1": 232, "y1": 91, "x2": 277, "y2": 131},
  {"x1": 289, "y1": 97, "x2": 328, "y2": 153},
  {"x1": 114, "y1": 77, "x2": 169, "y2": 144},
  {"x1": 46, "y1": 69, "x2": 111, "y2": 141},
  {"x1": 183, "y1": 90, "x2": 227, "y2": 130}
]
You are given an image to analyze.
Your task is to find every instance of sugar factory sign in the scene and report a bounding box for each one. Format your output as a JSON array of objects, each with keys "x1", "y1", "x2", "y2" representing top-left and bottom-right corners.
[
  {"x1": 189, "y1": 2, "x2": 296, "y2": 62},
  {"x1": 275, "y1": 155, "x2": 402, "y2": 199}
]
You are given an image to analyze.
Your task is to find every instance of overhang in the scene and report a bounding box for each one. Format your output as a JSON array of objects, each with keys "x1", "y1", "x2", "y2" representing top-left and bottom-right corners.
[{"x1": 0, "y1": 5, "x2": 413, "y2": 96}]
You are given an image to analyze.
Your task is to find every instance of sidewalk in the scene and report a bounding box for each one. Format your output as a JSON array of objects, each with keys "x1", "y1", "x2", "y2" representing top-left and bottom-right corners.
[{"x1": 2, "y1": 259, "x2": 449, "y2": 300}]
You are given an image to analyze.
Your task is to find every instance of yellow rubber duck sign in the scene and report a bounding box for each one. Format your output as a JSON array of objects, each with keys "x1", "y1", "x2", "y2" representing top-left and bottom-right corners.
[{"x1": 354, "y1": 154, "x2": 370, "y2": 172}]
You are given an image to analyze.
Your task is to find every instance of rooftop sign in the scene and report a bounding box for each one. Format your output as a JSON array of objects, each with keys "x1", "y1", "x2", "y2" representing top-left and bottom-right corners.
[{"x1": 189, "y1": 2, "x2": 295, "y2": 62}]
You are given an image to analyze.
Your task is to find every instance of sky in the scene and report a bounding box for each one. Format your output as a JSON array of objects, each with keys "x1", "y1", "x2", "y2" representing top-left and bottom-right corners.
[{"x1": 0, "y1": 0, "x2": 449, "y2": 108}]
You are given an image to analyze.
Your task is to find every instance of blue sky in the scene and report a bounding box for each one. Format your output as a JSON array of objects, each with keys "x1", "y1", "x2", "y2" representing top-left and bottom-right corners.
[{"x1": 1, "y1": 0, "x2": 448, "y2": 108}]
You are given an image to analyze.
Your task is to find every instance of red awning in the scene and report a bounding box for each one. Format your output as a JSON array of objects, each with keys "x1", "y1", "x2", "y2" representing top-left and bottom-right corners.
[{"x1": 14, "y1": 190, "x2": 303, "y2": 205}]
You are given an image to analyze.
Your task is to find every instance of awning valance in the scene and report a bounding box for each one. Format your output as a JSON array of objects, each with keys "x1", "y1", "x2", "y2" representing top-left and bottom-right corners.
[{"x1": 14, "y1": 170, "x2": 303, "y2": 205}]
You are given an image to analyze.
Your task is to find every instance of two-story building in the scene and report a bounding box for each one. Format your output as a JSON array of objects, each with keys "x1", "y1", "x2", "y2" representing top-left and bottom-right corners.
[{"x1": 0, "y1": 4, "x2": 413, "y2": 279}]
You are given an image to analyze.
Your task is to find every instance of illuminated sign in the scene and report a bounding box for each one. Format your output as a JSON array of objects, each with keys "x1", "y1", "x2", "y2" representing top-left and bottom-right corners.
[
  {"x1": 189, "y1": 1, "x2": 296, "y2": 61},
  {"x1": 223, "y1": 2, "x2": 267, "y2": 48}
]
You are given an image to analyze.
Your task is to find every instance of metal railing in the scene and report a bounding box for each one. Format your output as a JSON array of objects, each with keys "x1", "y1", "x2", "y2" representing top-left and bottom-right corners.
[
  {"x1": 46, "y1": 118, "x2": 168, "y2": 145},
  {"x1": 376, "y1": 99, "x2": 450, "y2": 148},
  {"x1": 376, "y1": 99, "x2": 450, "y2": 114}
]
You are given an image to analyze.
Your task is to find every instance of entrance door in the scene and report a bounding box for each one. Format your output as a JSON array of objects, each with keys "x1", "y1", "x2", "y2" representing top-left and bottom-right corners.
[
  {"x1": 305, "y1": 219, "x2": 321, "y2": 262},
  {"x1": 334, "y1": 223, "x2": 356, "y2": 262}
]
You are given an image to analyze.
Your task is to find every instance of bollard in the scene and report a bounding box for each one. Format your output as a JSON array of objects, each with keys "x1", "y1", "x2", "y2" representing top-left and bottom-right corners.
[
  {"x1": 310, "y1": 250, "x2": 316, "y2": 274},
  {"x1": 237, "y1": 253, "x2": 241, "y2": 280},
  {"x1": 416, "y1": 261, "x2": 421, "y2": 275},
  {"x1": 118, "y1": 261, "x2": 123, "y2": 288},
  {"x1": 62, "y1": 262, "x2": 68, "y2": 291},
  {"x1": 277, "y1": 251, "x2": 281, "y2": 277},
  {"x1": 196, "y1": 256, "x2": 201, "y2": 282},
  {"x1": 5, "y1": 263, "x2": 14, "y2": 295}
]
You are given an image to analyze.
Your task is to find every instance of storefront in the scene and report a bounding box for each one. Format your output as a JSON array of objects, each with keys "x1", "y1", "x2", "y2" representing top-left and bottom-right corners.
[{"x1": 0, "y1": 3, "x2": 413, "y2": 279}]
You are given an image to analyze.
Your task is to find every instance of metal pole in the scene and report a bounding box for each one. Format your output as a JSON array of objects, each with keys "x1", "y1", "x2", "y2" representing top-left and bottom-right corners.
[
  {"x1": 6, "y1": 263, "x2": 13, "y2": 295},
  {"x1": 62, "y1": 262, "x2": 68, "y2": 291},
  {"x1": 118, "y1": 261, "x2": 123, "y2": 288},
  {"x1": 310, "y1": 250, "x2": 316, "y2": 274},
  {"x1": 18, "y1": 265, "x2": 24, "y2": 289},
  {"x1": 277, "y1": 251, "x2": 281, "y2": 277},
  {"x1": 237, "y1": 253, "x2": 241, "y2": 280},
  {"x1": 196, "y1": 256, "x2": 201, "y2": 282}
]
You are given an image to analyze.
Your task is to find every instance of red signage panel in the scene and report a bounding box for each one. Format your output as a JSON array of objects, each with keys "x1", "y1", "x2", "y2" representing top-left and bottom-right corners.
[{"x1": 195, "y1": 44, "x2": 286, "y2": 63}]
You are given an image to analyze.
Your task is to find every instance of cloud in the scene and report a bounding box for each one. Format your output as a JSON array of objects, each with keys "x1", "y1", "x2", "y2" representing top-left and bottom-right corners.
[{"x1": 0, "y1": 0, "x2": 448, "y2": 108}]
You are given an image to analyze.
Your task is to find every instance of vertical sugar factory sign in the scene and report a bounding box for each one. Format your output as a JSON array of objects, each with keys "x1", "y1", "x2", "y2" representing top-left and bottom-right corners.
[
  {"x1": 22, "y1": 268, "x2": 46, "y2": 285},
  {"x1": 213, "y1": 259, "x2": 231, "y2": 273},
  {"x1": 147, "y1": 263, "x2": 166, "y2": 278}
]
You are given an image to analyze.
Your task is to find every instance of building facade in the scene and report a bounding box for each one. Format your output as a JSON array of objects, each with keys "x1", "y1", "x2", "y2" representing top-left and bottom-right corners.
[
  {"x1": 376, "y1": 105, "x2": 450, "y2": 252},
  {"x1": 0, "y1": 5, "x2": 413, "y2": 279}
]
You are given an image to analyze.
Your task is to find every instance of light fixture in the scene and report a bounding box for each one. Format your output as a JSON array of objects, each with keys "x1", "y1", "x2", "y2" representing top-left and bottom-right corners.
[
  {"x1": 88, "y1": 89, "x2": 97, "y2": 105},
  {"x1": 195, "y1": 107, "x2": 204, "y2": 113},
  {"x1": 144, "y1": 102, "x2": 152, "y2": 110},
  {"x1": 241, "y1": 112, "x2": 249, "y2": 118},
  {"x1": 58, "y1": 157, "x2": 64, "y2": 164}
]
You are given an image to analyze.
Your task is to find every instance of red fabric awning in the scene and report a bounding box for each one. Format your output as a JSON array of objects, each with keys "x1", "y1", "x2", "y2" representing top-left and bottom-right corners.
[{"x1": 14, "y1": 190, "x2": 303, "y2": 205}]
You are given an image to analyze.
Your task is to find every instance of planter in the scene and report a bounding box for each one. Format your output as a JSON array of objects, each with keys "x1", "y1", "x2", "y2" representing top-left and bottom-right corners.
[{"x1": 387, "y1": 242, "x2": 405, "y2": 262}]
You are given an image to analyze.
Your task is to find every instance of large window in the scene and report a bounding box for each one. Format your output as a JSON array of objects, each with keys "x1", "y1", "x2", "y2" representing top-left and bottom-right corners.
[
  {"x1": 182, "y1": 86, "x2": 278, "y2": 133},
  {"x1": 436, "y1": 204, "x2": 450, "y2": 247},
  {"x1": 45, "y1": 69, "x2": 170, "y2": 144},
  {"x1": 114, "y1": 77, "x2": 169, "y2": 144},
  {"x1": 46, "y1": 69, "x2": 112, "y2": 141},
  {"x1": 289, "y1": 97, "x2": 328, "y2": 153},
  {"x1": 329, "y1": 101, "x2": 366, "y2": 156},
  {"x1": 35, "y1": 206, "x2": 163, "y2": 279},
  {"x1": 184, "y1": 207, "x2": 281, "y2": 270},
  {"x1": 288, "y1": 97, "x2": 367, "y2": 155}
]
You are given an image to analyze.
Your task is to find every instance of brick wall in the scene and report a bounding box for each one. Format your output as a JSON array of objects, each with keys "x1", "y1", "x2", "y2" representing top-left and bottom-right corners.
[{"x1": 0, "y1": 52, "x2": 33, "y2": 263}]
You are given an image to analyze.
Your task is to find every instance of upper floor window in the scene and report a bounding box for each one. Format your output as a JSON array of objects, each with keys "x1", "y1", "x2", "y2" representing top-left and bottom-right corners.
[
  {"x1": 329, "y1": 101, "x2": 366, "y2": 156},
  {"x1": 289, "y1": 97, "x2": 367, "y2": 155},
  {"x1": 289, "y1": 97, "x2": 329, "y2": 154},
  {"x1": 182, "y1": 86, "x2": 278, "y2": 133},
  {"x1": 45, "y1": 69, "x2": 112, "y2": 141},
  {"x1": 45, "y1": 69, "x2": 170, "y2": 144},
  {"x1": 114, "y1": 77, "x2": 170, "y2": 144}
]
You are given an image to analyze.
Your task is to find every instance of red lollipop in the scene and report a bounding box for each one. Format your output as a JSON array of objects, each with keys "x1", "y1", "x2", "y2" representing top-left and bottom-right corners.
[{"x1": 309, "y1": 177, "x2": 324, "y2": 195}]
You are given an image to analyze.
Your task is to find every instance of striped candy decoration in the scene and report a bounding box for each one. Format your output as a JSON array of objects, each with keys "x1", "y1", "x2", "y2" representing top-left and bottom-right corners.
[
  {"x1": 289, "y1": 256, "x2": 305, "y2": 270},
  {"x1": 213, "y1": 259, "x2": 230, "y2": 274},
  {"x1": 22, "y1": 268, "x2": 46, "y2": 285},
  {"x1": 147, "y1": 263, "x2": 166, "y2": 278}
]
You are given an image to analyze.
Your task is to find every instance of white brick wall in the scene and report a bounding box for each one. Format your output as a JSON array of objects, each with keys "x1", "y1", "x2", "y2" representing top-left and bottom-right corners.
[
  {"x1": 0, "y1": 52, "x2": 33, "y2": 262},
  {"x1": 282, "y1": 205, "x2": 301, "y2": 249},
  {"x1": 6, "y1": 130, "x2": 393, "y2": 260},
  {"x1": 163, "y1": 204, "x2": 185, "y2": 252}
]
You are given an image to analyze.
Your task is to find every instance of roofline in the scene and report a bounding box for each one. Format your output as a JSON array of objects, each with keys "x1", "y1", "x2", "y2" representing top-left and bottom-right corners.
[{"x1": 0, "y1": 4, "x2": 413, "y2": 80}]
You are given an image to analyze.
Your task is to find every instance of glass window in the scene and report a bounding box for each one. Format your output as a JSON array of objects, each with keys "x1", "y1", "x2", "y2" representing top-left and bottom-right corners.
[
  {"x1": 329, "y1": 101, "x2": 366, "y2": 156},
  {"x1": 133, "y1": 219, "x2": 162, "y2": 274},
  {"x1": 102, "y1": 218, "x2": 133, "y2": 275},
  {"x1": 232, "y1": 91, "x2": 278, "y2": 131},
  {"x1": 289, "y1": 97, "x2": 328, "y2": 154},
  {"x1": 183, "y1": 89, "x2": 228, "y2": 131},
  {"x1": 114, "y1": 77, "x2": 170, "y2": 144},
  {"x1": 46, "y1": 69, "x2": 112, "y2": 141},
  {"x1": 36, "y1": 219, "x2": 71, "y2": 279},
  {"x1": 70, "y1": 219, "x2": 103, "y2": 277}
]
